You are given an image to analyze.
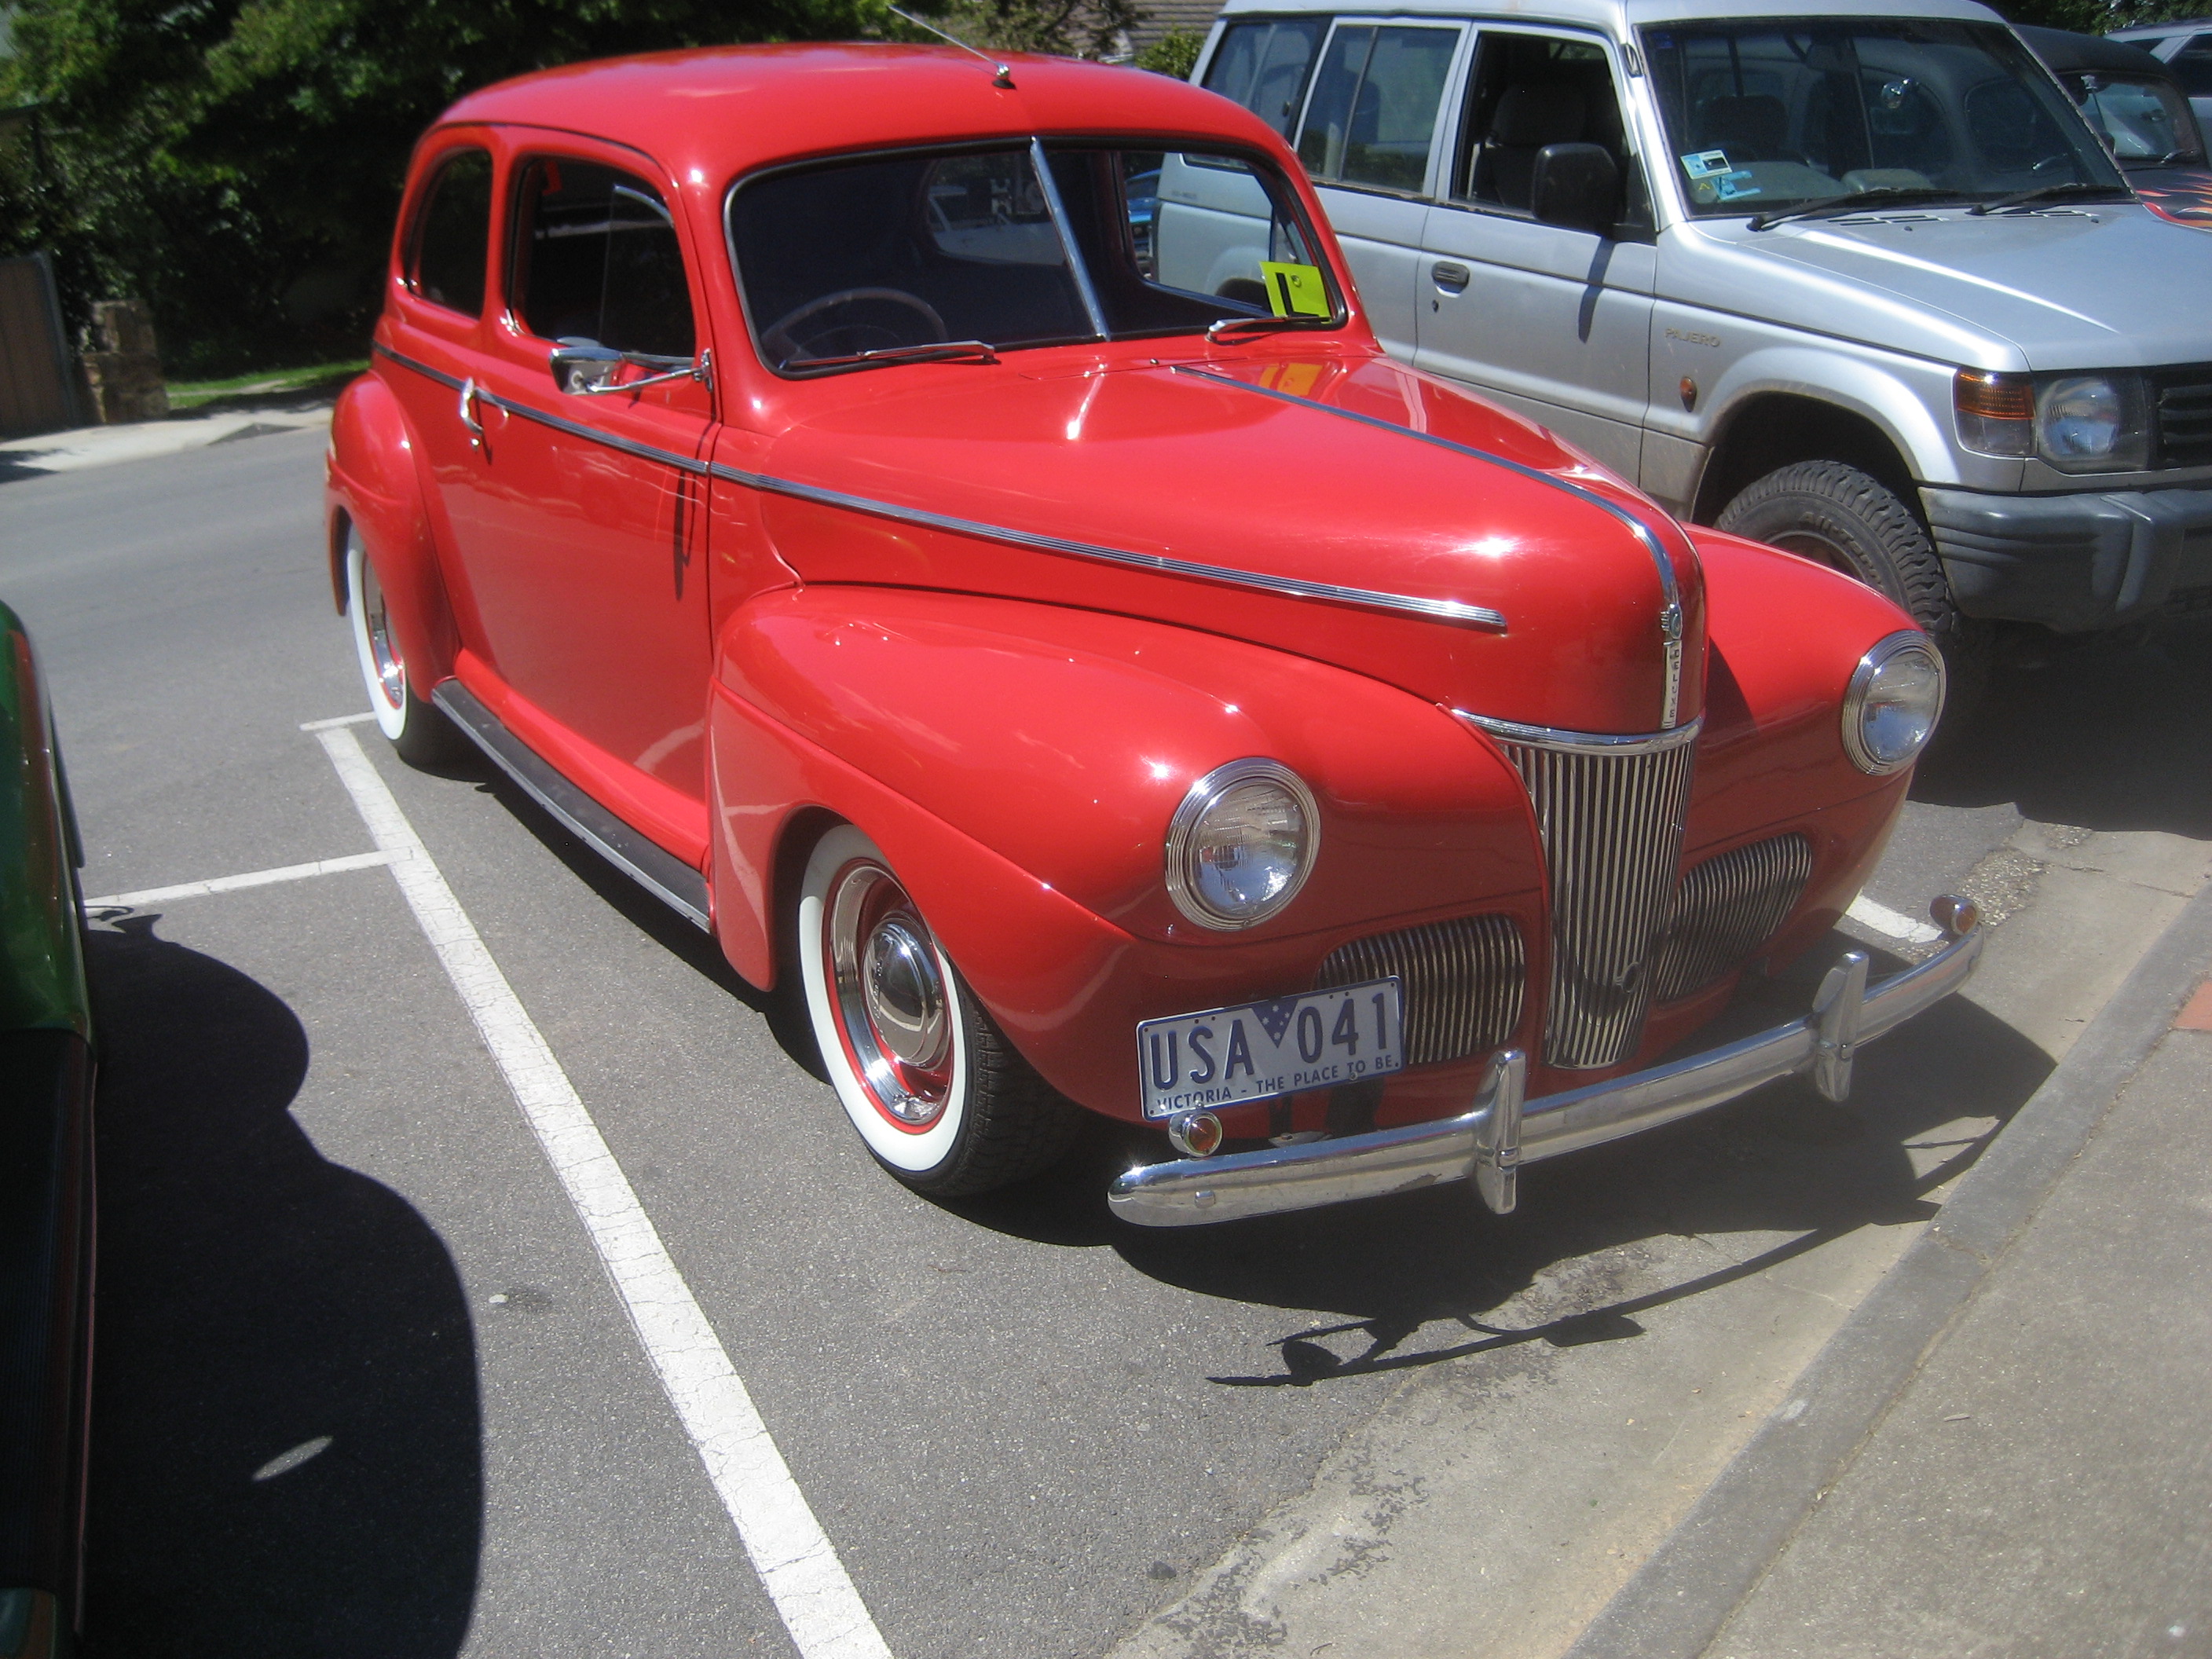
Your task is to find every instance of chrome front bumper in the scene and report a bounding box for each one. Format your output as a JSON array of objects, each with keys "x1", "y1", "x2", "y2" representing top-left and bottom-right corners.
[{"x1": 1108, "y1": 899, "x2": 1983, "y2": 1228}]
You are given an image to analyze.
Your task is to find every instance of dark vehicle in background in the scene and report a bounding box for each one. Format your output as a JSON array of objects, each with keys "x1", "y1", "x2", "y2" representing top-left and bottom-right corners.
[
  {"x1": 2024, "y1": 24, "x2": 2212, "y2": 229},
  {"x1": 2108, "y1": 16, "x2": 2212, "y2": 131},
  {"x1": 0, "y1": 601, "x2": 93, "y2": 1659}
]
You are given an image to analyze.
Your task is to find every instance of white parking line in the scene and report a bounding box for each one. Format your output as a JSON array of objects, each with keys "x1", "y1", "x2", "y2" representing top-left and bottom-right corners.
[
  {"x1": 299, "y1": 711, "x2": 379, "y2": 731},
  {"x1": 312, "y1": 725, "x2": 892, "y2": 1659},
  {"x1": 82, "y1": 849, "x2": 402, "y2": 910},
  {"x1": 1846, "y1": 894, "x2": 1945, "y2": 946}
]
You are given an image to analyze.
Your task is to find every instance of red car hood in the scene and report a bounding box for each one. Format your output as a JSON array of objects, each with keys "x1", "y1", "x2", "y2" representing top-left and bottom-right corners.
[{"x1": 758, "y1": 351, "x2": 1705, "y2": 735}]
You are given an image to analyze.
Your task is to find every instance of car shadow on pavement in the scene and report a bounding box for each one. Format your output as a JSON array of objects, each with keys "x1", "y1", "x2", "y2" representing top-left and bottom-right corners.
[
  {"x1": 951, "y1": 941, "x2": 2049, "y2": 1387},
  {"x1": 82, "y1": 918, "x2": 481, "y2": 1658},
  {"x1": 1914, "y1": 616, "x2": 2212, "y2": 837}
]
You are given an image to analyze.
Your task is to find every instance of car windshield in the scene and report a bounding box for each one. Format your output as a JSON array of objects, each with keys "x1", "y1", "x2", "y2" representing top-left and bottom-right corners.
[
  {"x1": 2064, "y1": 69, "x2": 2207, "y2": 166},
  {"x1": 1641, "y1": 19, "x2": 2126, "y2": 218},
  {"x1": 727, "y1": 144, "x2": 1336, "y2": 373}
]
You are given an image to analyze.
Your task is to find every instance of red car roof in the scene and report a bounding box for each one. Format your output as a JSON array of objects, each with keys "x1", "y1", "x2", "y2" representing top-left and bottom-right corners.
[{"x1": 438, "y1": 42, "x2": 1277, "y2": 178}]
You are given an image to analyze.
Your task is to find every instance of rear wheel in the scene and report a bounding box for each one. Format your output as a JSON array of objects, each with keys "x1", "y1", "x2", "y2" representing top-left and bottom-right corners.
[
  {"x1": 1717, "y1": 460, "x2": 1989, "y2": 719},
  {"x1": 797, "y1": 825, "x2": 1082, "y2": 1197},
  {"x1": 345, "y1": 526, "x2": 464, "y2": 767}
]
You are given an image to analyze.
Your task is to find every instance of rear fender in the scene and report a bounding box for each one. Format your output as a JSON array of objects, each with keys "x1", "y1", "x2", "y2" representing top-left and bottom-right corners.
[{"x1": 324, "y1": 372, "x2": 458, "y2": 689}]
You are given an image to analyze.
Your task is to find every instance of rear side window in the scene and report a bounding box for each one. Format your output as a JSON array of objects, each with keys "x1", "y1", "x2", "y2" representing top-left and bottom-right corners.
[
  {"x1": 1204, "y1": 18, "x2": 1325, "y2": 137},
  {"x1": 2174, "y1": 34, "x2": 2212, "y2": 97},
  {"x1": 509, "y1": 158, "x2": 695, "y2": 358},
  {"x1": 411, "y1": 149, "x2": 492, "y2": 317},
  {"x1": 1297, "y1": 24, "x2": 1461, "y2": 192}
]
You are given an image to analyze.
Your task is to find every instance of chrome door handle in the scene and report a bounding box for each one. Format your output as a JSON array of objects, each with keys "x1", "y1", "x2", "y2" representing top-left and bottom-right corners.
[
  {"x1": 1431, "y1": 262, "x2": 1471, "y2": 294},
  {"x1": 458, "y1": 376, "x2": 484, "y2": 447}
]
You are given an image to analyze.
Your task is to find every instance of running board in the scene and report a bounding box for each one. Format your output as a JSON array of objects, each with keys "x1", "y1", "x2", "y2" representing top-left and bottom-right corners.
[{"x1": 432, "y1": 680, "x2": 712, "y2": 931}]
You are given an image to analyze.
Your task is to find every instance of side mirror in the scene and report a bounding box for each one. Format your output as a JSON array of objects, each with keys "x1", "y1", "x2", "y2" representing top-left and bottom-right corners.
[
  {"x1": 1530, "y1": 143, "x2": 1621, "y2": 236},
  {"x1": 551, "y1": 337, "x2": 711, "y2": 397}
]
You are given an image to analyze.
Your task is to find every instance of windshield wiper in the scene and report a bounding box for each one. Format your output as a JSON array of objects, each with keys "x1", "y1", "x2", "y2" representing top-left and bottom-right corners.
[
  {"x1": 1205, "y1": 313, "x2": 1340, "y2": 342},
  {"x1": 1967, "y1": 181, "x2": 2135, "y2": 215},
  {"x1": 1748, "y1": 187, "x2": 1967, "y2": 231},
  {"x1": 783, "y1": 339, "x2": 998, "y2": 372}
]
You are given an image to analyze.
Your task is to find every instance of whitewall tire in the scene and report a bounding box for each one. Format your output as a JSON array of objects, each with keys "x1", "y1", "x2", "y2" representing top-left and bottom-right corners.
[
  {"x1": 345, "y1": 526, "x2": 462, "y2": 767},
  {"x1": 797, "y1": 825, "x2": 1081, "y2": 1196}
]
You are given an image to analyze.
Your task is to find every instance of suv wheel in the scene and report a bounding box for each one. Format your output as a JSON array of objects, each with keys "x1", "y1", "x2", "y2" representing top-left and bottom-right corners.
[{"x1": 1717, "y1": 460, "x2": 1988, "y2": 719}]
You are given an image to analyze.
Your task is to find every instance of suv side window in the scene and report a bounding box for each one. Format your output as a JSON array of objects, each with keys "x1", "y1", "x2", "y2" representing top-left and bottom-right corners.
[
  {"x1": 1454, "y1": 31, "x2": 1646, "y2": 228},
  {"x1": 2173, "y1": 34, "x2": 2212, "y2": 97},
  {"x1": 410, "y1": 148, "x2": 493, "y2": 317},
  {"x1": 1203, "y1": 18, "x2": 1324, "y2": 137},
  {"x1": 509, "y1": 157, "x2": 695, "y2": 359},
  {"x1": 1296, "y1": 23, "x2": 1462, "y2": 193}
]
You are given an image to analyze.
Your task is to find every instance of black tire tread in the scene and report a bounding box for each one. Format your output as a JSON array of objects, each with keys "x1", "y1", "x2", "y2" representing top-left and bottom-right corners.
[
  {"x1": 1717, "y1": 460, "x2": 1990, "y2": 723},
  {"x1": 906, "y1": 979, "x2": 1085, "y2": 1197}
]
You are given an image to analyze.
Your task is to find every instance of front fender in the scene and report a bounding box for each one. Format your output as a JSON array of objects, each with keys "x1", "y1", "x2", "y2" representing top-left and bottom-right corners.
[
  {"x1": 324, "y1": 370, "x2": 458, "y2": 688},
  {"x1": 1689, "y1": 344, "x2": 1970, "y2": 489},
  {"x1": 716, "y1": 585, "x2": 1541, "y2": 947}
]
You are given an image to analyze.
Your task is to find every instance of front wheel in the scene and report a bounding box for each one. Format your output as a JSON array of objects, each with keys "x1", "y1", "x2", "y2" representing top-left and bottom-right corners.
[
  {"x1": 345, "y1": 526, "x2": 464, "y2": 767},
  {"x1": 797, "y1": 825, "x2": 1082, "y2": 1197},
  {"x1": 1716, "y1": 460, "x2": 1989, "y2": 717}
]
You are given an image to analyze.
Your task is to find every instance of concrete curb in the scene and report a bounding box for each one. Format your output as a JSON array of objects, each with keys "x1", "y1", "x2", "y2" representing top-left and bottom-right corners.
[{"x1": 1564, "y1": 881, "x2": 2212, "y2": 1659}]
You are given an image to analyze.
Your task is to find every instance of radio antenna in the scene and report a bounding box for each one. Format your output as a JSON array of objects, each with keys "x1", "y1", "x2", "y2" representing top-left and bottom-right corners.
[{"x1": 886, "y1": 5, "x2": 1015, "y2": 87}]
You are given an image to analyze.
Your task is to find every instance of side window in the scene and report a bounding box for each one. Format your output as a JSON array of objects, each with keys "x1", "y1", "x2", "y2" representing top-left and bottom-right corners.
[
  {"x1": 2172, "y1": 34, "x2": 2212, "y2": 97},
  {"x1": 1203, "y1": 18, "x2": 1325, "y2": 138},
  {"x1": 510, "y1": 158, "x2": 695, "y2": 359},
  {"x1": 410, "y1": 148, "x2": 493, "y2": 317},
  {"x1": 1456, "y1": 33, "x2": 1637, "y2": 220},
  {"x1": 1296, "y1": 24, "x2": 1461, "y2": 192}
]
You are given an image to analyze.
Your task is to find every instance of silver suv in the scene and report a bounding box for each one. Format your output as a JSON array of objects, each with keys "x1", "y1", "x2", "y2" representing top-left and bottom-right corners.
[{"x1": 1188, "y1": 0, "x2": 2212, "y2": 669}]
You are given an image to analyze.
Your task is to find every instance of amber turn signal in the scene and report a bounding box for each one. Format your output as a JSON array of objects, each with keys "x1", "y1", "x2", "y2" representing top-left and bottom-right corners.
[
  {"x1": 1167, "y1": 1111, "x2": 1225, "y2": 1159},
  {"x1": 1954, "y1": 369, "x2": 2034, "y2": 458}
]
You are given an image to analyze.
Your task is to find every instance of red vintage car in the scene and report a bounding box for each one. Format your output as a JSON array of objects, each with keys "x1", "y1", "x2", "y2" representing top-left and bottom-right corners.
[{"x1": 326, "y1": 42, "x2": 1980, "y2": 1226}]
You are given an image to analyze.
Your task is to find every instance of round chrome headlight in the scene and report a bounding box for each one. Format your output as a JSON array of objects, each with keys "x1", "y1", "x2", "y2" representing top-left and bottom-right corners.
[
  {"x1": 1842, "y1": 632, "x2": 1946, "y2": 775},
  {"x1": 1164, "y1": 759, "x2": 1319, "y2": 930}
]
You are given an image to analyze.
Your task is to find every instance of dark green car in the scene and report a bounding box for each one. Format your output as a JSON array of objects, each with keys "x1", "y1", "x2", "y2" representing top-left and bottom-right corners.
[{"x1": 0, "y1": 601, "x2": 92, "y2": 1659}]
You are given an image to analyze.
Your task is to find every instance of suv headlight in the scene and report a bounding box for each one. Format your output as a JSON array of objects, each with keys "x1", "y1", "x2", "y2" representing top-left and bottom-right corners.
[
  {"x1": 1164, "y1": 759, "x2": 1319, "y2": 929},
  {"x1": 1953, "y1": 368, "x2": 2151, "y2": 472},
  {"x1": 1842, "y1": 632, "x2": 1945, "y2": 774}
]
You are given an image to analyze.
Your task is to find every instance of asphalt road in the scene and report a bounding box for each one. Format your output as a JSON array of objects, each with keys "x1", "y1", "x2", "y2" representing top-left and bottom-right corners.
[{"x1": 3, "y1": 421, "x2": 2205, "y2": 1658}]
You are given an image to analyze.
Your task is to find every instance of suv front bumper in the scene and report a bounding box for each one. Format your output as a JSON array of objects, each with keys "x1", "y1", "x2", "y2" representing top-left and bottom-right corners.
[
  {"x1": 1108, "y1": 899, "x2": 1983, "y2": 1227},
  {"x1": 1923, "y1": 484, "x2": 2212, "y2": 632}
]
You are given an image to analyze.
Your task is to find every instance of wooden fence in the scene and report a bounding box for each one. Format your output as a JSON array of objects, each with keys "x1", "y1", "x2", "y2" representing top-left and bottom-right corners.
[{"x1": 0, "y1": 254, "x2": 80, "y2": 438}]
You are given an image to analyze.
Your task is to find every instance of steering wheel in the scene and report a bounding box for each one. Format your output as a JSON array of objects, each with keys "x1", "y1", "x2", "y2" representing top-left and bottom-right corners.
[{"x1": 761, "y1": 287, "x2": 948, "y2": 364}]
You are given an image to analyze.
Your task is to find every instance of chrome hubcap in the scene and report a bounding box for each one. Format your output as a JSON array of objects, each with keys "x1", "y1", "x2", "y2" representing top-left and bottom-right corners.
[
  {"x1": 358, "y1": 552, "x2": 405, "y2": 710},
  {"x1": 861, "y1": 914, "x2": 950, "y2": 1070},
  {"x1": 826, "y1": 862, "x2": 953, "y2": 1126}
]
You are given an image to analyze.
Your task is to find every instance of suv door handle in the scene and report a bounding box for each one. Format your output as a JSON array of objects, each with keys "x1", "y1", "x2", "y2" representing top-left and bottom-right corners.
[{"x1": 1432, "y1": 262, "x2": 1471, "y2": 294}]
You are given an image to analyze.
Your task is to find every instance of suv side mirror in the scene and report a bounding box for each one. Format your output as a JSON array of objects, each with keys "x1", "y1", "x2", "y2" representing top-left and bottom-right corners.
[{"x1": 1530, "y1": 144, "x2": 1621, "y2": 236}]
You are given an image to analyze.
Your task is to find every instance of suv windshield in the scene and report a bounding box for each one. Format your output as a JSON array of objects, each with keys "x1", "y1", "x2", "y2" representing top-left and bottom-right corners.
[
  {"x1": 1642, "y1": 19, "x2": 2125, "y2": 218},
  {"x1": 728, "y1": 144, "x2": 1336, "y2": 373}
]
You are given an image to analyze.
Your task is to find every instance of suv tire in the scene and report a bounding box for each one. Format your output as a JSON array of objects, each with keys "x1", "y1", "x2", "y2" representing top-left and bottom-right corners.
[{"x1": 1718, "y1": 460, "x2": 1987, "y2": 720}]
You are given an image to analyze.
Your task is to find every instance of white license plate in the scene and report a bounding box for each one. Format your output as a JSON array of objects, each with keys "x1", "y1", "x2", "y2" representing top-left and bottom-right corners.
[{"x1": 1137, "y1": 978, "x2": 1404, "y2": 1119}]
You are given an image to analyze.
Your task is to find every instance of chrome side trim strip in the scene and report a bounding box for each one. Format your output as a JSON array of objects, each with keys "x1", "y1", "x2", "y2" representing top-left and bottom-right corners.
[
  {"x1": 373, "y1": 344, "x2": 1507, "y2": 632},
  {"x1": 1107, "y1": 903, "x2": 1984, "y2": 1227},
  {"x1": 1177, "y1": 364, "x2": 1686, "y2": 723},
  {"x1": 375, "y1": 344, "x2": 716, "y2": 478},
  {"x1": 1452, "y1": 710, "x2": 1702, "y2": 753},
  {"x1": 431, "y1": 680, "x2": 712, "y2": 931},
  {"x1": 706, "y1": 462, "x2": 1511, "y2": 632}
]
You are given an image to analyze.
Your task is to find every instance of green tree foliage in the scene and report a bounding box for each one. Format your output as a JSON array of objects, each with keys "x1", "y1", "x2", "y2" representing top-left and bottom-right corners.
[
  {"x1": 1991, "y1": 0, "x2": 2207, "y2": 34},
  {"x1": 1, "y1": 0, "x2": 1141, "y2": 374},
  {"x1": 1133, "y1": 26, "x2": 1202, "y2": 79},
  {"x1": 912, "y1": 0, "x2": 1144, "y2": 59}
]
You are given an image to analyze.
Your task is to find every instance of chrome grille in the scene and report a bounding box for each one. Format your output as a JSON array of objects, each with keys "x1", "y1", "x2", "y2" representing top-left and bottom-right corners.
[
  {"x1": 1315, "y1": 914, "x2": 1525, "y2": 1068},
  {"x1": 1487, "y1": 724, "x2": 1697, "y2": 1071},
  {"x1": 1651, "y1": 833, "x2": 1813, "y2": 1004}
]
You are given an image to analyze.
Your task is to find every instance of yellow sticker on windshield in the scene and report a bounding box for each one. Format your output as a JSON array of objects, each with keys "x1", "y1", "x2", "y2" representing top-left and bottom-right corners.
[{"x1": 1260, "y1": 262, "x2": 1331, "y2": 319}]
